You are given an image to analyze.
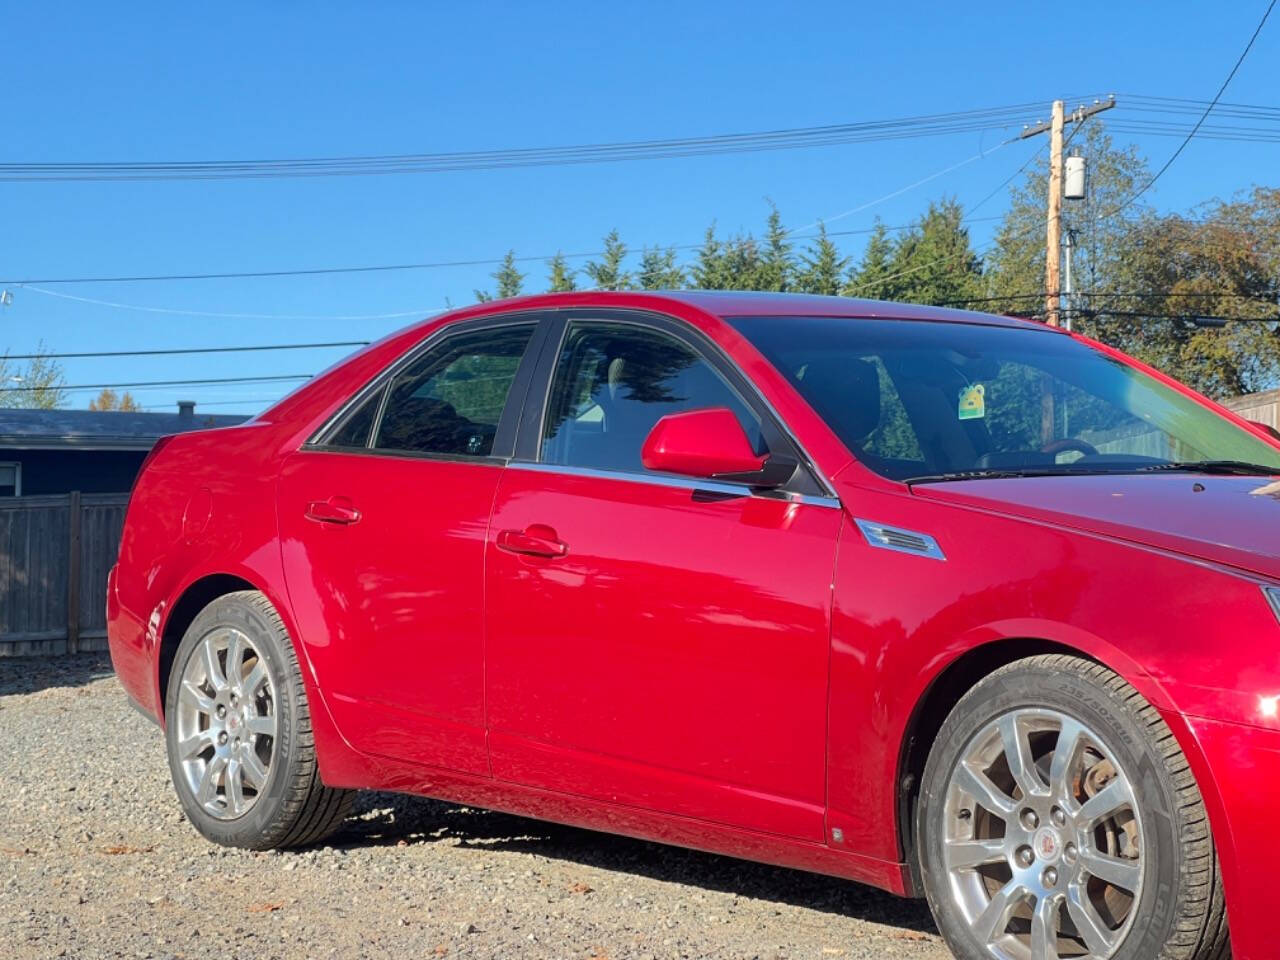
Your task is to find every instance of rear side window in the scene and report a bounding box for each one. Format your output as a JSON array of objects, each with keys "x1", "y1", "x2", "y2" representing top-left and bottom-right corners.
[
  {"x1": 539, "y1": 321, "x2": 762, "y2": 474},
  {"x1": 327, "y1": 391, "x2": 381, "y2": 449},
  {"x1": 373, "y1": 324, "x2": 536, "y2": 457}
]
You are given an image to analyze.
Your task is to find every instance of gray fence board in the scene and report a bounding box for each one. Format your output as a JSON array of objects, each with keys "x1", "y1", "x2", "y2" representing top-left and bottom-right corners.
[{"x1": 0, "y1": 492, "x2": 127, "y2": 657}]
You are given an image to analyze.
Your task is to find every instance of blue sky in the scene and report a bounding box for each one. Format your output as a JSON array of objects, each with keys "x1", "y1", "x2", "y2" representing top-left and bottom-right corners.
[{"x1": 2, "y1": 1, "x2": 1277, "y2": 413}]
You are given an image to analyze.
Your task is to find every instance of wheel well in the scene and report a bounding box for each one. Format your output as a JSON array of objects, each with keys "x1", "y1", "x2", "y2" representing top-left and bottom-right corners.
[
  {"x1": 157, "y1": 574, "x2": 257, "y2": 719},
  {"x1": 895, "y1": 637, "x2": 1089, "y2": 892}
]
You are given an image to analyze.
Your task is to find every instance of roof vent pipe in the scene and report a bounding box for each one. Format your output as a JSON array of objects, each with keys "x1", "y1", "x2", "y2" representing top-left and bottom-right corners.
[{"x1": 177, "y1": 400, "x2": 195, "y2": 421}]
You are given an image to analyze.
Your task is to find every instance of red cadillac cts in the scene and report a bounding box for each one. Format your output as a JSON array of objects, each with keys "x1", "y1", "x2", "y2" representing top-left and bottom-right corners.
[{"x1": 108, "y1": 291, "x2": 1280, "y2": 959}]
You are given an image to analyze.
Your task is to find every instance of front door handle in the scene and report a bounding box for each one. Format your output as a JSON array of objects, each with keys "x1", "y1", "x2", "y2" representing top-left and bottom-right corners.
[
  {"x1": 496, "y1": 524, "x2": 568, "y2": 558},
  {"x1": 305, "y1": 496, "x2": 361, "y2": 525}
]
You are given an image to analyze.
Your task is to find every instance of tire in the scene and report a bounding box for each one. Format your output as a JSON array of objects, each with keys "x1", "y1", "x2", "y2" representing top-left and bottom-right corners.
[
  {"x1": 164, "y1": 590, "x2": 354, "y2": 849},
  {"x1": 916, "y1": 654, "x2": 1229, "y2": 960}
]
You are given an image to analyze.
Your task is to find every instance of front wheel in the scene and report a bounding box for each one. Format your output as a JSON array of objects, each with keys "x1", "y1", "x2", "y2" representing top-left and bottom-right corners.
[
  {"x1": 917, "y1": 654, "x2": 1229, "y2": 960},
  {"x1": 164, "y1": 590, "x2": 354, "y2": 849}
]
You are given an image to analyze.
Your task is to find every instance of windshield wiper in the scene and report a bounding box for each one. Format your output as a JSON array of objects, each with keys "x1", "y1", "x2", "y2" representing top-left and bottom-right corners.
[
  {"x1": 1138, "y1": 460, "x2": 1280, "y2": 476},
  {"x1": 905, "y1": 467, "x2": 1102, "y2": 485}
]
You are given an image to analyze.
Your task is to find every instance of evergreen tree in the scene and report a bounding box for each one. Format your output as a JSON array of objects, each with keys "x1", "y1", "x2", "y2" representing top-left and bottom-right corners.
[
  {"x1": 795, "y1": 222, "x2": 848, "y2": 296},
  {"x1": 720, "y1": 233, "x2": 763, "y2": 290},
  {"x1": 887, "y1": 198, "x2": 982, "y2": 306},
  {"x1": 637, "y1": 246, "x2": 685, "y2": 290},
  {"x1": 88, "y1": 388, "x2": 140, "y2": 412},
  {"x1": 546, "y1": 252, "x2": 576, "y2": 292},
  {"x1": 584, "y1": 229, "x2": 632, "y2": 290},
  {"x1": 756, "y1": 203, "x2": 794, "y2": 292},
  {"x1": 690, "y1": 225, "x2": 728, "y2": 289},
  {"x1": 843, "y1": 218, "x2": 895, "y2": 298},
  {"x1": 474, "y1": 249, "x2": 524, "y2": 302}
]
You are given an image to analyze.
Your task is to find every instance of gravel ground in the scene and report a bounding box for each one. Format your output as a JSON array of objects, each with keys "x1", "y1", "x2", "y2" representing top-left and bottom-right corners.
[{"x1": 0, "y1": 654, "x2": 949, "y2": 960}]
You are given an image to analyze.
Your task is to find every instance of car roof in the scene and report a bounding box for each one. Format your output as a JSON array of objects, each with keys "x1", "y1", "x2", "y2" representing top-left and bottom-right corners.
[{"x1": 449, "y1": 290, "x2": 1050, "y2": 331}]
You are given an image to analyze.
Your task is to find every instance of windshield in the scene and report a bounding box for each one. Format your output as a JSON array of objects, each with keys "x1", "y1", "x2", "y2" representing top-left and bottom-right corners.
[{"x1": 730, "y1": 315, "x2": 1280, "y2": 482}]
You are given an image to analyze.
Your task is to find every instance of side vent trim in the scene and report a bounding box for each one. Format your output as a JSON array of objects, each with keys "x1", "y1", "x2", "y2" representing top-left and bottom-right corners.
[{"x1": 853, "y1": 518, "x2": 946, "y2": 562}]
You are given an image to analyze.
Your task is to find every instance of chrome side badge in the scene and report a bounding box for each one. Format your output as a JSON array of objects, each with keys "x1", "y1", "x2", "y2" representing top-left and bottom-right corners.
[{"x1": 854, "y1": 518, "x2": 946, "y2": 561}]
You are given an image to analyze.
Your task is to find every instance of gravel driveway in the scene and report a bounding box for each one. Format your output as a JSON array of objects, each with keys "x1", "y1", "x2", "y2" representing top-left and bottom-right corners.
[{"x1": 0, "y1": 654, "x2": 949, "y2": 959}]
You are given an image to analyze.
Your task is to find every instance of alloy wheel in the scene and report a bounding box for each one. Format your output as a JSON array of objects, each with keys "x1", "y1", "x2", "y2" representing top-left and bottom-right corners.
[
  {"x1": 942, "y1": 708, "x2": 1145, "y2": 959},
  {"x1": 174, "y1": 627, "x2": 277, "y2": 819}
]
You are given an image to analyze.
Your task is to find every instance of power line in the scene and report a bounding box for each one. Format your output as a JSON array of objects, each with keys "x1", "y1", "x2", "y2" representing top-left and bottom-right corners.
[
  {"x1": 2, "y1": 374, "x2": 312, "y2": 393},
  {"x1": 0, "y1": 218, "x2": 1008, "y2": 287},
  {"x1": 1109, "y1": 0, "x2": 1277, "y2": 217},
  {"x1": 2, "y1": 341, "x2": 367, "y2": 360},
  {"x1": 15, "y1": 285, "x2": 434, "y2": 321},
  {"x1": 0, "y1": 100, "x2": 1100, "y2": 183}
]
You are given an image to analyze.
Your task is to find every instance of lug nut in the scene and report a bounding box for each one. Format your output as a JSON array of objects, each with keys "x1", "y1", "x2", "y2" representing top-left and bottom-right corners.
[
  {"x1": 1064, "y1": 842, "x2": 1078, "y2": 864},
  {"x1": 217, "y1": 731, "x2": 228, "y2": 745},
  {"x1": 215, "y1": 705, "x2": 226, "y2": 719},
  {"x1": 1051, "y1": 806, "x2": 1067, "y2": 828},
  {"x1": 1042, "y1": 866, "x2": 1058, "y2": 887},
  {"x1": 1016, "y1": 845, "x2": 1035, "y2": 868},
  {"x1": 1020, "y1": 809, "x2": 1039, "y2": 830}
]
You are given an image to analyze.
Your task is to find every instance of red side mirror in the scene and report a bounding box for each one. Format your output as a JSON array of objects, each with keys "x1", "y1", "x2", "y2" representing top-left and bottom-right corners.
[{"x1": 641, "y1": 407, "x2": 766, "y2": 480}]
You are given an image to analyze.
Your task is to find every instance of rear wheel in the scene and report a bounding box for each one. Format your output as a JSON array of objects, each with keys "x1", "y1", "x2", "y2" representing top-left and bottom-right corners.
[
  {"x1": 917, "y1": 654, "x2": 1229, "y2": 960},
  {"x1": 164, "y1": 590, "x2": 354, "y2": 849}
]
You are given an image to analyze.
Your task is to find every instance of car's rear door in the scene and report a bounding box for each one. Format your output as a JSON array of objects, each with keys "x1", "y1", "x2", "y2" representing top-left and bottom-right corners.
[
  {"x1": 278, "y1": 314, "x2": 547, "y2": 775},
  {"x1": 484, "y1": 311, "x2": 842, "y2": 840}
]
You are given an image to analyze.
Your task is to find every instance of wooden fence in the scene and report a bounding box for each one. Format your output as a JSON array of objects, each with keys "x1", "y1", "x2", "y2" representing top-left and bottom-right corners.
[{"x1": 0, "y1": 492, "x2": 128, "y2": 657}]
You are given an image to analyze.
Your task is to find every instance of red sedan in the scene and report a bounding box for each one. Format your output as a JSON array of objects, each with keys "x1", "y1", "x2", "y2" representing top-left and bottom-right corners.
[{"x1": 108, "y1": 291, "x2": 1280, "y2": 959}]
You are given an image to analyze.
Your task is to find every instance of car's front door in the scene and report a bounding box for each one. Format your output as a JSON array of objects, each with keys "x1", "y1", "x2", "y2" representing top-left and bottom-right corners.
[
  {"x1": 485, "y1": 315, "x2": 842, "y2": 840},
  {"x1": 279, "y1": 318, "x2": 542, "y2": 775}
]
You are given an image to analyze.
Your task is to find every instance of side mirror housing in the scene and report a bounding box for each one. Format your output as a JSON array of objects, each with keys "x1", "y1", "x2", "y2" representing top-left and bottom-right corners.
[
  {"x1": 641, "y1": 407, "x2": 794, "y2": 487},
  {"x1": 1249, "y1": 420, "x2": 1280, "y2": 443}
]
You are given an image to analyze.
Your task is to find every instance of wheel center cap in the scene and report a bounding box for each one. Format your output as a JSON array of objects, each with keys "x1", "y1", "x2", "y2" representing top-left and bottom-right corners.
[{"x1": 1033, "y1": 826, "x2": 1063, "y2": 862}]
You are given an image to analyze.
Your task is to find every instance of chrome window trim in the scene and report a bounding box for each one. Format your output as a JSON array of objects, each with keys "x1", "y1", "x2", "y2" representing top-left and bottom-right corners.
[
  {"x1": 508, "y1": 459, "x2": 842, "y2": 509},
  {"x1": 853, "y1": 517, "x2": 946, "y2": 561},
  {"x1": 531, "y1": 309, "x2": 839, "y2": 500}
]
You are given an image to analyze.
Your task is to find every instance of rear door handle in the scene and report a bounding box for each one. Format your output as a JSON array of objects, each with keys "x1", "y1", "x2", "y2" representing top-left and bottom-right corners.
[
  {"x1": 305, "y1": 497, "x2": 361, "y2": 525},
  {"x1": 496, "y1": 524, "x2": 568, "y2": 558}
]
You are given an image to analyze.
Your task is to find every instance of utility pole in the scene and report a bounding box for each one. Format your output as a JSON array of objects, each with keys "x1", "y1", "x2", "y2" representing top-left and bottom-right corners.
[{"x1": 1020, "y1": 96, "x2": 1116, "y2": 327}]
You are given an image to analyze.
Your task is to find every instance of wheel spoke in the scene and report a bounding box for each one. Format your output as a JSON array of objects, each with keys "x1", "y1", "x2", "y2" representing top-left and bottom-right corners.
[
  {"x1": 998, "y1": 712, "x2": 1044, "y2": 798},
  {"x1": 1078, "y1": 777, "x2": 1132, "y2": 825},
  {"x1": 177, "y1": 729, "x2": 216, "y2": 760},
  {"x1": 1047, "y1": 716, "x2": 1084, "y2": 798},
  {"x1": 226, "y1": 633, "x2": 246, "y2": 690},
  {"x1": 953, "y1": 762, "x2": 1017, "y2": 817},
  {"x1": 201, "y1": 637, "x2": 227, "y2": 692},
  {"x1": 226, "y1": 758, "x2": 245, "y2": 816},
  {"x1": 1065, "y1": 885, "x2": 1118, "y2": 955},
  {"x1": 241, "y1": 661, "x2": 267, "y2": 699},
  {"x1": 197, "y1": 755, "x2": 227, "y2": 808},
  {"x1": 1030, "y1": 893, "x2": 1061, "y2": 960},
  {"x1": 1079, "y1": 849, "x2": 1142, "y2": 892},
  {"x1": 181, "y1": 679, "x2": 214, "y2": 714},
  {"x1": 944, "y1": 837, "x2": 1007, "y2": 871},
  {"x1": 971, "y1": 879, "x2": 1028, "y2": 945},
  {"x1": 246, "y1": 713, "x2": 275, "y2": 737},
  {"x1": 240, "y1": 747, "x2": 269, "y2": 789}
]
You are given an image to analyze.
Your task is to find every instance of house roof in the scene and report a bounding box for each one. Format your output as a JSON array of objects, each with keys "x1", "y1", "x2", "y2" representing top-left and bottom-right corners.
[{"x1": 0, "y1": 408, "x2": 249, "y2": 451}]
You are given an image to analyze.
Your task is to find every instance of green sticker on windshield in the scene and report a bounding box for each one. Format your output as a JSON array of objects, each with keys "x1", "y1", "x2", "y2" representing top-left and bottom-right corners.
[{"x1": 959, "y1": 383, "x2": 986, "y2": 420}]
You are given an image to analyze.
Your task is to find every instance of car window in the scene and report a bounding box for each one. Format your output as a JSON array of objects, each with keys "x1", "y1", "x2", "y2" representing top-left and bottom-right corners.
[
  {"x1": 374, "y1": 324, "x2": 535, "y2": 457},
  {"x1": 327, "y1": 391, "x2": 382, "y2": 448},
  {"x1": 732, "y1": 314, "x2": 1280, "y2": 480},
  {"x1": 540, "y1": 322, "x2": 763, "y2": 474}
]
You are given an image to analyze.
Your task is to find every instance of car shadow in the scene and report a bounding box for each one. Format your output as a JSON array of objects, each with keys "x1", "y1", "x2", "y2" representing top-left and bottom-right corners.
[
  {"x1": 0, "y1": 651, "x2": 116, "y2": 697},
  {"x1": 336, "y1": 790, "x2": 938, "y2": 934}
]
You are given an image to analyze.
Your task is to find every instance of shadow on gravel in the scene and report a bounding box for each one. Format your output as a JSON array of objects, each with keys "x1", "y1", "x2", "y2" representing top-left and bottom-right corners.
[
  {"x1": 0, "y1": 652, "x2": 115, "y2": 697},
  {"x1": 340, "y1": 791, "x2": 938, "y2": 935}
]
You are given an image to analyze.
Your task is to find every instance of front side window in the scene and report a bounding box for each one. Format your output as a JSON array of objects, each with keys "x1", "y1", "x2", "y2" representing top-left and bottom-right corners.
[
  {"x1": 372, "y1": 324, "x2": 535, "y2": 457},
  {"x1": 731, "y1": 314, "x2": 1280, "y2": 481},
  {"x1": 540, "y1": 322, "x2": 762, "y2": 474}
]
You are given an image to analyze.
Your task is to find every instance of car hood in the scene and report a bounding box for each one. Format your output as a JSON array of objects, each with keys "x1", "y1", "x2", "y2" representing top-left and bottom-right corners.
[{"x1": 911, "y1": 472, "x2": 1280, "y2": 580}]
